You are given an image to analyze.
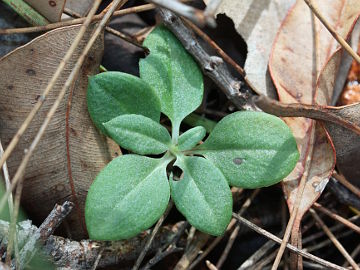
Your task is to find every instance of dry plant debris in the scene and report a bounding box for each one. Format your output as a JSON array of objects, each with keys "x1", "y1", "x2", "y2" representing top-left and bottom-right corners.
[{"x1": 0, "y1": 0, "x2": 360, "y2": 269}]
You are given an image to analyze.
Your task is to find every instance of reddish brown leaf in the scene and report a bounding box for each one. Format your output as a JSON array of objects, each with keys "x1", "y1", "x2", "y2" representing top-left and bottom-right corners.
[
  {"x1": 269, "y1": 0, "x2": 360, "y2": 261},
  {"x1": 0, "y1": 24, "x2": 118, "y2": 239}
]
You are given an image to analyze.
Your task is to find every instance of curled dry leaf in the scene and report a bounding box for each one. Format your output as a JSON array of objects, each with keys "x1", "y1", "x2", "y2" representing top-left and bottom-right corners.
[
  {"x1": 24, "y1": 0, "x2": 65, "y2": 22},
  {"x1": 0, "y1": 24, "x2": 117, "y2": 239},
  {"x1": 206, "y1": 0, "x2": 295, "y2": 97},
  {"x1": 269, "y1": 0, "x2": 360, "y2": 256}
]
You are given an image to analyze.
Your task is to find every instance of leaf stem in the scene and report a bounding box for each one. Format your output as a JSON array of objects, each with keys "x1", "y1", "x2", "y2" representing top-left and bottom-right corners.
[{"x1": 171, "y1": 121, "x2": 180, "y2": 144}]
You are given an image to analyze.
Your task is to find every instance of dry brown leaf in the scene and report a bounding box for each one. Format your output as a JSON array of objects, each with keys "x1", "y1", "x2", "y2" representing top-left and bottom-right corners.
[
  {"x1": 24, "y1": 0, "x2": 65, "y2": 22},
  {"x1": 270, "y1": 0, "x2": 360, "y2": 259},
  {"x1": 65, "y1": 0, "x2": 96, "y2": 17},
  {"x1": 206, "y1": 0, "x2": 295, "y2": 97},
  {"x1": 0, "y1": 24, "x2": 118, "y2": 240}
]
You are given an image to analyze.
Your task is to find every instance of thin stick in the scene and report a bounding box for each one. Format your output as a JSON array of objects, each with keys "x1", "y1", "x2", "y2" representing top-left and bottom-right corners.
[
  {"x1": 343, "y1": 244, "x2": 360, "y2": 267},
  {"x1": 147, "y1": 0, "x2": 215, "y2": 27},
  {"x1": 3, "y1": 2, "x2": 103, "y2": 262},
  {"x1": 132, "y1": 201, "x2": 173, "y2": 270},
  {"x1": 0, "y1": 140, "x2": 13, "y2": 216},
  {"x1": 1, "y1": 0, "x2": 49, "y2": 26},
  {"x1": 203, "y1": 0, "x2": 222, "y2": 18},
  {"x1": 232, "y1": 213, "x2": 348, "y2": 270},
  {"x1": 312, "y1": 203, "x2": 360, "y2": 234},
  {"x1": 63, "y1": 7, "x2": 148, "y2": 53},
  {"x1": 271, "y1": 123, "x2": 316, "y2": 270},
  {"x1": 0, "y1": 0, "x2": 125, "y2": 218},
  {"x1": 18, "y1": 201, "x2": 74, "y2": 267},
  {"x1": 309, "y1": 209, "x2": 360, "y2": 270},
  {"x1": 303, "y1": 0, "x2": 360, "y2": 64},
  {"x1": 0, "y1": 0, "x2": 102, "y2": 175},
  {"x1": 0, "y1": 4, "x2": 156, "y2": 35},
  {"x1": 333, "y1": 172, "x2": 360, "y2": 199},
  {"x1": 216, "y1": 189, "x2": 260, "y2": 269},
  {"x1": 141, "y1": 221, "x2": 187, "y2": 270},
  {"x1": 206, "y1": 260, "x2": 218, "y2": 270},
  {"x1": 91, "y1": 248, "x2": 104, "y2": 270}
]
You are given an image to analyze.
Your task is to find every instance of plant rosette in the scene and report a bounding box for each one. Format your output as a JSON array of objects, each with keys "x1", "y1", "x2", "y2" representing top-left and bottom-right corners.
[{"x1": 85, "y1": 25, "x2": 299, "y2": 240}]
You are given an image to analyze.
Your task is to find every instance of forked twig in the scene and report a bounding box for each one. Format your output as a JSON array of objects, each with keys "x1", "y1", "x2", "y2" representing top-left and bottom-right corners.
[
  {"x1": 232, "y1": 213, "x2": 347, "y2": 270},
  {"x1": 309, "y1": 209, "x2": 359, "y2": 270},
  {"x1": 303, "y1": 0, "x2": 360, "y2": 64}
]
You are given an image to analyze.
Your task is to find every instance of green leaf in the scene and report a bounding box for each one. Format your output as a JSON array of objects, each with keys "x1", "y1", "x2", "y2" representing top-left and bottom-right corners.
[
  {"x1": 170, "y1": 156, "x2": 232, "y2": 236},
  {"x1": 139, "y1": 26, "x2": 204, "y2": 138},
  {"x1": 87, "y1": 71, "x2": 161, "y2": 135},
  {"x1": 178, "y1": 126, "x2": 206, "y2": 151},
  {"x1": 104, "y1": 114, "x2": 172, "y2": 155},
  {"x1": 195, "y1": 111, "x2": 299, "y2": 188},
  {"x1": 85, "y1": 155, "x2": 172, "y2": 240}
]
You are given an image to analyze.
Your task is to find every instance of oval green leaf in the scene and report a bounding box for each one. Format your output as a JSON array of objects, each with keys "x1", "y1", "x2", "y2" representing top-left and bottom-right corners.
[
  {"x1": 195, "y1": 111, "x2": 299, "y2": 188},
  {"x1": 178, "y1": 126, "x2": 206, "y2": 151},
  {"x1": 104, "y1": 114, "x2": 172, "y2": 155},
  {"x1": 85, "y1": 155, "x2": 171, "y2": 240},
  {"x1": 170, "y1": 156, "x2": 232, "y2": 236},
  {"x1": 139, "y1": 26, "x2": 204, "y2": 136},
  {"x1": 87, "y1": 71, "x2": 161, "y2": 135}
]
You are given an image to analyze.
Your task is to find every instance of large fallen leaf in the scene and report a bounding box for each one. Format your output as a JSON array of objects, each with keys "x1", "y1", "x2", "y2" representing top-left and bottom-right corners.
[
  {"x1": 0, "y1": 24, "x2": 116, "y2": 240},
  {"x1": 206, "y1": 0, "x2": 295, "y2": 97},
  {"x1": 270, "y1": 0, "x2": 360, "y2": 257},
  {"x1": 24, "y1": 0, "x2": 65, "y2": 22}
]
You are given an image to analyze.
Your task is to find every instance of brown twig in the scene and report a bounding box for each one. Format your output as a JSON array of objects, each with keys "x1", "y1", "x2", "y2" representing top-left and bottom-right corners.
[
  {"x1": 0, "y1": 219, "x2": 185, "y2": 269},
  {"x1": 63, "y1": 7, "x2": 149, "y2": 53},
  {"x1": 333, "y1": 172, "x2": 360, "y2": 199},
  {"x1": 175, "y1": 232, "x2": 210, "y2": 270},
  {"x1": 216, "y1": 189, "x2": 260, "y2": 269},
  {"x1": 0, "y1": 0, "x2": 103, "y2": 213},
  {"x1": 0, "y1": 140, "x2": 13, "y2": 217},
  {"x1": 17, "y1": 201, "x2": 74, "y2": 268},
  {"x1": 312, "y1": 202, "x2": 360, "y2": 234},
  {"x1": 141, "y1": 221, "x2": 187, "y2": 270},
  {"x1": 158, "y1": 8, "x2": 254, "y2": 110},
  {"x1": 0, "y1": 4, "x2": 156, "y2": 35},
  {"x1": 343, "y1": 244, "x2": 360, "y2": 267},
  {"x1": 309, "y1": 209, "x2": 359, "y2": 270},
  {"x1": 232, "y1": 213, "x2": 348, "y2": 270},
  {"x1": 132, "y1": 201, "x2": 173, "y2": 270},
  {"x1": 254, "y1": 95, "x2": 360, "y2": 136},
  {"x1": 206, "y1": 260, "x2": 218, "y2": 270},
  {"x1": 303, "y1": 0, "x2": 360, "y2": 64}
]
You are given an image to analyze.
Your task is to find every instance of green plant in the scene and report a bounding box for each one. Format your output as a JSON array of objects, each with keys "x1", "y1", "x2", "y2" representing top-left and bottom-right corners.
[{"x1": 85, "y1": 25, "x2": 299, "y2": 240}]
